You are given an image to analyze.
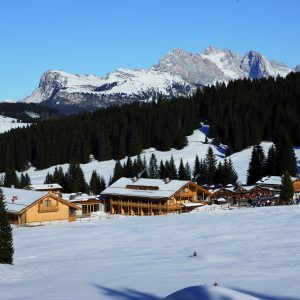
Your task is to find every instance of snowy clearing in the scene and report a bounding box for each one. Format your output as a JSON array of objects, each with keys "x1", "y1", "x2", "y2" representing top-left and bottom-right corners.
[
  {"x1": 0, "y1": 205, "x2": 300, "y2": 299},
  {"x1": 0, "y1": 115, "x2": 29, "y2": 133}
]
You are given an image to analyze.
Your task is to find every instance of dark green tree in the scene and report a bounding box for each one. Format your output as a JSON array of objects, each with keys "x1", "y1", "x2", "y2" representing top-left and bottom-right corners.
[
  {"x1": 19, "y1": 173, "x2": 31, "y2": 188},
  {"x1": 148, "y1": 154, "x2": 159, "y2": 178},
  {"x1": 4, "y1": 170, "x2": 19, "y2": 188},
  {"x1": 0, "y1": 188, "x2": 14, "y2": 264},
  {"x1": 65, "y1": 162, "x2": 88, "y2": 193},
  {"x1": 89, "y1": 170, "x2": 102, "y2": 195},
  {"x1": 275, "y1": 134, "x2": 297, "y2": 176},
  {"x1": 246, "y1": 145, "x2": 266, "y2": 185},
  {"x1": 205, "y1": 146, "x2": 217, "y2": 185},
  {"x1": 280, "y1": 171, "x2": 294, "y2": 205},
  {"x1": 44, "y1": 172, "x2": 53, "y2": 184},
  {"x1": 265, "y1": 145, "x2": 277, "y2": 176},
  {"x1": 112, "y1": 160, "x2": 124, "y2": 183}
]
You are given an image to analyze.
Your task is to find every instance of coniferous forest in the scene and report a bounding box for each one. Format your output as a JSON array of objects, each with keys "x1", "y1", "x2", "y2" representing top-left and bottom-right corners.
[{"x1": 0, "y1": 72, "x2": 300, "y2": 173}]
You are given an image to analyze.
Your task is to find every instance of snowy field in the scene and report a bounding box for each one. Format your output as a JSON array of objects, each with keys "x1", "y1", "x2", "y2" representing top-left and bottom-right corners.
[
  {"x1": 0, "y1": 115, "x2": 29, "y2": 134},
  {"x1": 0, "y1": 205, "x2": 300, "y2": 299},
  {"x1": 11, "y1": 127, "x2": 300, "y2": 185}
]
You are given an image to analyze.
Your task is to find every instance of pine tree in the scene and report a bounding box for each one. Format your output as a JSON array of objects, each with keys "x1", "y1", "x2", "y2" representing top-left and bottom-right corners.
[
  {"x1": 275, "y1": 134, "x2": 297, "y2": 176},
  {"x1": 148, "y1": 154, "x2": 159, "y2": 178},
  {"x1": 65, "y1": 162, "x2": 88, "y2": 193},
  {"x1": 177, "y1": 159, "x2": 186, "y2": 180},
  {"x1": 99, "y1": 176, "x2": 106, "y2": 192},
  {"x1": 0, "y1": 188, "x2": 14, "y2": 264},
  {"x1": 159, "y1": 160, "x2": 166, "y2": 179},
  {"x1": 89, "y1": 170, "x2": 102, "y2": 195},
  {"x1": 246, "y1": 145, "x2": 266, "y2": 185},
  {"x1": 124, "y1": 157, "x2": 133, "y2": 178},
  {"x1": 193, "y1": 155, "x2": 201, "y2": 181},
  {"x1": 168, "y1": 156, "x2": 177, "y2": 179},
  {"x1": 280, "y1": 171, "x2": 294, "y2": 205},
  {"x1": 44, "y1": 172, "x2": 53, "y2": 184},
  {"x1": 19, "y1": 173, "x2": 31, "y2": 188},
  {"x1": 112, "y1": 160, "x2": 123, "y2": 183},
  {"x1": 185, "y1": 161, "x2": 191, "y2": 180},
  {"x1": 205, "y1": 146, "x2": 217, "y2": 185},
  {"x1": 226, "y1": 158, "x2": 238, "y2": 185},
  {"x1": 4, "y1": 170, "x2": 19, "y2": 188},
  {"x1": 265, "y1": 145, "x2": 277, "y2": 176},
  {"x1": 53, "y1": 167, "x2": 65, "y2": 186}
]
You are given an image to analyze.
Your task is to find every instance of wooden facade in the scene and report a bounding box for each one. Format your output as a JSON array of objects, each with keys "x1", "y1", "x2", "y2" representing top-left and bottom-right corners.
[
  {"x1": 8, "y1": 193, "x2": 79, "y2": 225},
  {"x1": 103, "y1": 180, "x2": 210, "y2": 216}
]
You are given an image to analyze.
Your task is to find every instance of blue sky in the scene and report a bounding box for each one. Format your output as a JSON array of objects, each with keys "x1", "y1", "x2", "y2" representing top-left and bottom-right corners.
[{"x1": 0, "y1": 0, "x2": 299, "y2": 100}]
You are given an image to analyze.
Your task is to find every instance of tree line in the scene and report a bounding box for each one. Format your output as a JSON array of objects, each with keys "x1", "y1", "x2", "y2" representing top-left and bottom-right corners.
[
  {"x1": 246, "y1": 135, "x2": 297, "y2": 185},
  {"x1": 111, "y1": 147, "x2": 238, "y2": 187}
]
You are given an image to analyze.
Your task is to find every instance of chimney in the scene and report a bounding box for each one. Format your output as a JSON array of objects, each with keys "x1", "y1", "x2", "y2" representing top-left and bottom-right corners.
[
  {"x1": 132, "y1": 176, "x2": 138, "y2": 182},
  {"x1": 165, "y1": 177, "x2": 170, "y2": 184},
  {"x1": 12, "y1": 196, "x2": 18, "y2": 203}
]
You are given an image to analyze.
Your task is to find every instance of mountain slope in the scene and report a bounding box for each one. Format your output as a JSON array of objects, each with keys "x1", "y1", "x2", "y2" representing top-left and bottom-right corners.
[
  {"x1": 24, "y1": 69, "x2": 195, "y2": 111},
  {"x1": 22, "y1": 46, "x2": 296, "y2": 112}
]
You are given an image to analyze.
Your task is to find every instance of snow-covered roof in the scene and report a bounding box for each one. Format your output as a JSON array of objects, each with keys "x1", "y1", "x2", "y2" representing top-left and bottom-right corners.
[
  {"x1": 2, "y1": 187, "x2": 47, "y2": 213},
  {"x1": 101, "y1": 177, "x2": 190, "y2": 199},
  {"x1": 29, "y1": 184, "x2": 62, "y2": 191},
  {"x1": 182, "y1": 202, "x2": 204, "y2": 207},
  {"x1": 62, "y1": 193, "x2": 98, "y2": 202},
  {"x1": 237, "y1": 185, "x2": 256, "y2": 192},
  {"x1": 256, "y1": 176, "x2": 298, "y2": 186}
]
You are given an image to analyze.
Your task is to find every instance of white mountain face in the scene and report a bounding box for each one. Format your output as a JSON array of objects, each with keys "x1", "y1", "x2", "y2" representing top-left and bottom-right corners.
[
  {"x1": 23, "y1": 69, "x2": 195, "y2": 111},
  {"x1": 295, "y1": 64, "x2": 300, "y2": 72},
  {"x1": 23, "y1": 46, "x2": 297, "y2": 112}
]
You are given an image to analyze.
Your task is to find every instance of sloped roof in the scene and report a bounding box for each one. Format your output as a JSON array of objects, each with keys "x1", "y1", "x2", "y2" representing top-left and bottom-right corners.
[
  {"x1": 256, "y1": 176, "x2": 298, "y2": 186},
  {"x1": 29, "y1": 183, "x2": 62, "y2": 190},
  {"x1": 2, "y1": 187, "x2": 79, "y2": 213},
  {"x1": 2, "y1": 187, "x2": 47, "y2": 213},
  {"x1": 101, "y1": 177, "x2": 192, "y2": 199}
]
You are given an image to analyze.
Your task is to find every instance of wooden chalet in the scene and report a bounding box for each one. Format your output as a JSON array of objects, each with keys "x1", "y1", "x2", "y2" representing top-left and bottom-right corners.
[
  {"x1": 3, "y1": 187, "x2": 79, "y2": 225},
  {"x1": 26, "y1": 183, "x2": 63, "y2": 194},
  {"x1": 211, "y1": 184, "x2": 281, "y2": 206},
  {"x1": 257, "y1": 176, "x2": 300, "y2": 193},
  {"x1": 101, "y1": 177, "x2": 210, "y2": 216}
]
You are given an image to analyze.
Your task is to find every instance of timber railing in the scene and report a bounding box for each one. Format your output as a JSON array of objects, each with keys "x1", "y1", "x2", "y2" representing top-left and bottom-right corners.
[{"x1": 38, "y1": 205, "x2": 59, "y2": 212}]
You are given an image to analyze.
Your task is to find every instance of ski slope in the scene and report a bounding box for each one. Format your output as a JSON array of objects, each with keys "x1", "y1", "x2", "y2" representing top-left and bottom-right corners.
[
  {"x1": 12, "y1": 126, "x2": 299, "y2": 185},
  {"x1": 0, "y1": 205, "x2": 299, "y2": 299}
]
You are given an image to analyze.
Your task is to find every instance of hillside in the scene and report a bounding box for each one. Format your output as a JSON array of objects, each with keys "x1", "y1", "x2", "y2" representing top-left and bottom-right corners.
[
  {"x1": 1, "y1": 206, "x2": 299, "y2": 299},
  {"x1": 1, "y1": 73, "x2": 300, "y2": 176},
  {"x1": 9, "y1": 127, "x2": 300, "y2": 185}
]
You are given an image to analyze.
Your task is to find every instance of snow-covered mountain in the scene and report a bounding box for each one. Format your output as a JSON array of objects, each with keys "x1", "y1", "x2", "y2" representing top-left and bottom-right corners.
[
  {"x1": 155, "y1": 46, "x2": 294, "y2": 84},
  {"x1": 23, "y1": 69, "x2": 195, "y2": 111},
  {"x1": 23, "y1": 46, "x2": 296, "y2": 111}
]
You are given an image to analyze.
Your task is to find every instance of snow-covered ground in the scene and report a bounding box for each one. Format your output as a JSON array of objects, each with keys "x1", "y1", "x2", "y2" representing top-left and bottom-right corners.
[
  {"x1": 0, "y1": 205, "x2": 299, "y2": 299},
  {"x1": 0, "y1": 115, "x2": 29, "y2": 133},
  {"x1": 11, "y1": 126, "x2": 300, "y2": 185}
]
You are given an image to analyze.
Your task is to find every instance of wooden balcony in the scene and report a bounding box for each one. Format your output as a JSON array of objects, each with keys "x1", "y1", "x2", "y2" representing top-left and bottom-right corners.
[
  {"x1": 177, "y1": 191, "x2": 197, "y2": 198},
  {"x1": 38, "y1": 205, "x2": 59, "y2": 212},
  {"x1": 110, "y1": 200, "x2": 182, "y2": 211}
]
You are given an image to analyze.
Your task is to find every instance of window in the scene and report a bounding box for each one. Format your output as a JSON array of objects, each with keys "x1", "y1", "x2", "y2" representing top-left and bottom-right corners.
[{"x1": 45, "y1": 199, "x2": 51, "y2": 206}]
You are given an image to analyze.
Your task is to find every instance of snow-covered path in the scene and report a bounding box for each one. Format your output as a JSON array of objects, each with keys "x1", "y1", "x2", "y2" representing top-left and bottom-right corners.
[{"x1": 0, "y1": 206, "x2": 300, "y2": 299}]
